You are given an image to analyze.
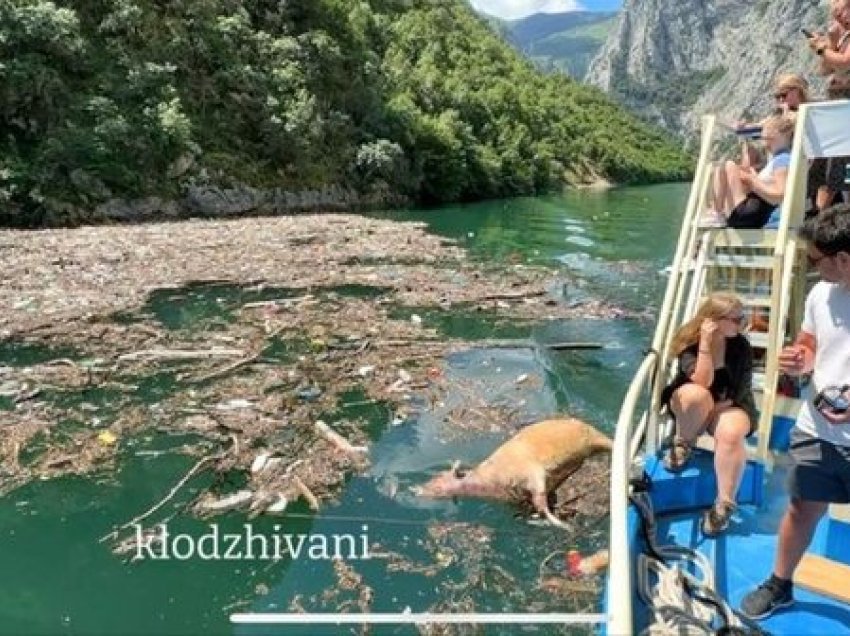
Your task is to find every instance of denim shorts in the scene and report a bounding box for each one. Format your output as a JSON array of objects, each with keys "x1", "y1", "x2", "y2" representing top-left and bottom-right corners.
[{"x1": 788, "y1": 428, "x2": 850, "y2": 503}]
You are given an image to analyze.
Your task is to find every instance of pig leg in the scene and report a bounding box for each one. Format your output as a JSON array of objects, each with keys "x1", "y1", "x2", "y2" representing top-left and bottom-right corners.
[{"x1": 529, "y1": 469, "x2": 570, "y2": 530}]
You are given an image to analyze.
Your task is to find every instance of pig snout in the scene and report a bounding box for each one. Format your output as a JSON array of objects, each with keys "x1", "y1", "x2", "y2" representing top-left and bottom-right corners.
[{"x1": 416, "y1": 467, "x2": 464, "y2": 498}]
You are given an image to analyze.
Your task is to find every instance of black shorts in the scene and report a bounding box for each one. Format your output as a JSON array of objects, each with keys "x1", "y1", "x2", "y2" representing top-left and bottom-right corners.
[
  {"x1": 787, "y1": 428, "x2": 850, "y2": 503},
  {"x1": 728, "y1": 193, "x2": 775, "y2": 229}
]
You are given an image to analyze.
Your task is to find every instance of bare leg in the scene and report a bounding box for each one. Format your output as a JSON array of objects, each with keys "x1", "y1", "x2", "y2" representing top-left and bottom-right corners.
[
  {"x1": 725, "y1": 161, "x2": 750, "y2": 210},
  {"x1": 713, "y1": 162, "x2": 732, "y2": 215},
  {"x1": 670, "y1": 383, "x2": 714, "y2": 442},
  {"x1": 708, "y1": 407, "x2": 751, "y2": 503},
  {"x1": 528, "y1": 468, "x2": 569, "y2": 530},
  {"x1": 774, "y1": 498, "x2": 829, "y2": 579}
]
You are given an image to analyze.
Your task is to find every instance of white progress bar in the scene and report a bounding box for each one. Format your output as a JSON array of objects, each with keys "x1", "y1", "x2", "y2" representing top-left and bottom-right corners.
[{"x1": 231, "y1": 613, "x2": 608, "y2": 624}]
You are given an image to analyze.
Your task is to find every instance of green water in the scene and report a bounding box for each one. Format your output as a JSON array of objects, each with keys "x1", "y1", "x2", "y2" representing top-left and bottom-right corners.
[{"x1": 0, "y1": 184, "x2": 688, "y2": 635}]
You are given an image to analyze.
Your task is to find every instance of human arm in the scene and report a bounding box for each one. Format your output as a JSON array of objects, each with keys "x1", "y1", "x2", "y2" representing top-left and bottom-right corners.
[
  {"x1": 685, "y1": 320, "x2": 719, "y2": 388},
  {"x1": 810, "y1": 28, "x2": 850, "y2": 71},
  {"x1": 745, "y1": 166, "x2": 787, "y2": 205}
]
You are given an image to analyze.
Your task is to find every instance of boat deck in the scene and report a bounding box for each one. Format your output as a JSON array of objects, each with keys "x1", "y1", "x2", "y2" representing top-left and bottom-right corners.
[{"x1": 633, "y1": 452, "x2": 850, "y2": 635}]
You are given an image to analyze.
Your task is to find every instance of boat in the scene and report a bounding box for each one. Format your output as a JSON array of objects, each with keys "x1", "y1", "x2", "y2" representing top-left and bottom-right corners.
[{"x1": 604, "y1": 100, "x2": 850, "y2": 635}]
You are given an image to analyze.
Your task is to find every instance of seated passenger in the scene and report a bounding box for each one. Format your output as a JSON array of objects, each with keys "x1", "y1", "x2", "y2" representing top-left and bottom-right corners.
[
  {"x1": 728, "y1": 74, "x2": 808, "y2": 172},
  {"x1": 806, "y1": 0, "x2": 850, "y2": 213},
  {"x1": 661, "y1": 293, "x2": 756, "y2": 537},
  {"x1": 703, "y1": 115, "x2": 793, "y2": 228}
]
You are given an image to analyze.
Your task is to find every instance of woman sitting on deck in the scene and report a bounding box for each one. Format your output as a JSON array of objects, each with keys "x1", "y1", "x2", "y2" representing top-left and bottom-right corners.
[
  {"x1": 661, "y1": 293, "x2": 757, "y2": 537},
  {"x1": 703, "y1": 114, "x2": 794, "y2": 228}
]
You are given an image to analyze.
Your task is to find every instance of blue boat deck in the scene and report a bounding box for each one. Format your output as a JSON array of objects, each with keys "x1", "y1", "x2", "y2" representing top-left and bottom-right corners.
[{"x1": 632, "y1": 450, "x2": 850, "y2": 635}]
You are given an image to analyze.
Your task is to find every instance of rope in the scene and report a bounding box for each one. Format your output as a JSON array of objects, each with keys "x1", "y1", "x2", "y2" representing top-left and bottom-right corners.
[{"x1": 630, "y1": 492, "x2": 768, "y2": 636}]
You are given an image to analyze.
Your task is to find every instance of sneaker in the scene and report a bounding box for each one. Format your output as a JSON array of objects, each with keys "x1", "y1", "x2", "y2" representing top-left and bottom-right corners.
[
  {"x1": 740, "y1": 575, "x2": 794, "y2": 619},
  {"x1": 701, "y1": 498, "x2": 736, "y2": 537},
  {"x1": 698, "y1": 209, "x2": 727, "y2": 228},
  {"x1": 698, "y1": 215, "x2": 727, "y2": 228},
  {"x1": 663, "y1": 436, "x2": 692, "y2": 473}
]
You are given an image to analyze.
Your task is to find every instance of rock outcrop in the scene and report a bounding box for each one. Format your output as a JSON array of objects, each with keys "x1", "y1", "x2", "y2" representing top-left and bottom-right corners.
[{"x1": 586, "y1": 0, "x2": 830, "y2": 137}]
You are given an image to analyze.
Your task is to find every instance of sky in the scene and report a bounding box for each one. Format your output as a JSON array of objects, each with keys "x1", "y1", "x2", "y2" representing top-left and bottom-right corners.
[{"x1": 469, "y1": 0, "x2": 622, "y2": 20}]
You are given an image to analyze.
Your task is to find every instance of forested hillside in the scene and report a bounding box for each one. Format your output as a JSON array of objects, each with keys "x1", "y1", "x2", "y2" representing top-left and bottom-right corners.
[
  {"x1": 1, "y1": 0, "x2": 691, "y2": 226},
  {"x1": 504, "y1": 11, "x2": 617, "y2": 78}
]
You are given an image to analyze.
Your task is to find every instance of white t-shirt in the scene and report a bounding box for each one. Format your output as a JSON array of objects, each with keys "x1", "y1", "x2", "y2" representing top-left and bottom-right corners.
[{"x1": 795, "y1": 281, "x2": 850, "y2": 447}]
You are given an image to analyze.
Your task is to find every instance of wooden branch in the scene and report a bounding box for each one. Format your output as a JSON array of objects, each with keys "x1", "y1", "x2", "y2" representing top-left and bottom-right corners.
[
  {"x1": 461, "y1": 340, "x2": 604, "y2": 350},
  {"x1": 240, "y1": 294, "x2": 314, "y2": 310},
  {"x1": 293, "y1": 475, "x2": 320, "y2": 511},
  {"x1": 481, "y1": 290, "x2": 546, "y2": 301},
  {"x1": 191, "y1": 352, "x2": 263, "y2": 383},
  {"x1": 117, "y1": 347, "x2": 244, "y2": 362},
  {"x1": 314, "y1": 421, "x2": 368, "y2": 455},
  {"x1": 99, "y1": 435, "x2": 236, "y2": 543}
]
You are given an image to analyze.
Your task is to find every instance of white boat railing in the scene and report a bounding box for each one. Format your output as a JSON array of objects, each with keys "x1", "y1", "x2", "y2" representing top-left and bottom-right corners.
[{"x1": 606, "y1": 101, "x2": 828, "y2": 632}]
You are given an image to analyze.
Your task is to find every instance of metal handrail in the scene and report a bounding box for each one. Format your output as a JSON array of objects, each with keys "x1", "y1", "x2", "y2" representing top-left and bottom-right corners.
[{"x1": 607, "y1": 353, "x2": 657, "y2": 636}]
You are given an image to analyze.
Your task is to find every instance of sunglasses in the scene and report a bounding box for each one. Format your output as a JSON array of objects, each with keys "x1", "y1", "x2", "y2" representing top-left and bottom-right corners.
[
  {"x1": 774, "y1": 91, "x2": 790, "y2": 100},
  {"x1": 723, "y1": 314, "x2": 746, "y2": 325}
]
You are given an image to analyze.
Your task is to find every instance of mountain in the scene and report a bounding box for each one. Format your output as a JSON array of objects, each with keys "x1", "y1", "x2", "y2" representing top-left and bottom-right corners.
[
  {"x1": 1, "y1": 0, "x2": 690, "y2": 225},
  {"x1": 586, "y1": 0, "x2": 829, "y2": 137},
  {"x1": 504, "y1": 11, "x2": 618, "y2": 78}
]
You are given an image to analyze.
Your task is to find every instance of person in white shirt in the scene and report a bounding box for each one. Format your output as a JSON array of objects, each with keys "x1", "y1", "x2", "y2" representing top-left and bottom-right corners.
[
  {"x1": 741, "y1": 205, "x2": 850, "y2": 619},
  {"x1": 705, "y1": 115, "x2": 793, "y2": 228}
]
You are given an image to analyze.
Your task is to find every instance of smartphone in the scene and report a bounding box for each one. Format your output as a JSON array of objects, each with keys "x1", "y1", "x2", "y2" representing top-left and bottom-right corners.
[
  {"x1": 815, "y1": 386, "x2": 850, "y2": 414},
  {"x1": 801, "y1": 28, "x2": 814, "y2": 38}
]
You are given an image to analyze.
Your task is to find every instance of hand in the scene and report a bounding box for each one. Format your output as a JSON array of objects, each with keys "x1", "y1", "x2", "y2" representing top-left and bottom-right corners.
[
  {"x1": 778, "y1": 345, "x2": 806, "y2": 375},
  {"x1": 739, "y1": 168, "x2": 756, "y2": 187},
  {"x1": 820, "y1": 408, "x2": 850, "y2": 425},
  {"x1": 700, "y1": 319, "x2": 718, "y2": 344},
  {"x1": 809, "y1": 34, "x2": 830, "y2": 54}
]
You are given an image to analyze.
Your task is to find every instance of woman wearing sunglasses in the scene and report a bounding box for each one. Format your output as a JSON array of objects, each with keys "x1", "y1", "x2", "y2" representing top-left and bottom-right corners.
[{"x1": 660, "y1": 292, "x2": 756, "y2": 537}]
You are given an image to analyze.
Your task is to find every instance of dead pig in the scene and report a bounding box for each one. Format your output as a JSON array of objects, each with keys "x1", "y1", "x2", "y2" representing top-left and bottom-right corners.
[{"x1": 416, "y1": 418, "x2": 613, "y2": 528}]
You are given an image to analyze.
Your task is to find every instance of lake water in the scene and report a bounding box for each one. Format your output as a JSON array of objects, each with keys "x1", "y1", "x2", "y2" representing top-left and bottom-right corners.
[{"x1": 0, "y1": 184, "x2": 688, "y2": 635}]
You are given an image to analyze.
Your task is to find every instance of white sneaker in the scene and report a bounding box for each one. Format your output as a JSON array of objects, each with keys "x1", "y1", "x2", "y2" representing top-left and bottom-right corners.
[{"x1": 698, "y1": 211, "x2": 727, "y2": 228}]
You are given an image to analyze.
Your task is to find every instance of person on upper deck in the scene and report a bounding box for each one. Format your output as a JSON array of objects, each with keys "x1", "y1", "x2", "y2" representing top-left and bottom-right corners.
[
  {"x1": 740, "y1": 205, "x2": 850, "y2": 620},
  {"x1": 729, "y1": 74, "x2": 808, "y2": 173},
  {"x1": 703, "y1": 114, "x2": 794, "y2": 228},
  {"x1": 806, "y1": 0, "x2": 850, "y2": 213},
  {"x1": 660, "y1": 292, "x2": 756, "y2": 538}
]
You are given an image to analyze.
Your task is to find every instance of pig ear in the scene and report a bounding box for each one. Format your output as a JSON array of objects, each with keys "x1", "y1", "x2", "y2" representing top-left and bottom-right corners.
[{"x1": 451, "y1": 460, "x2": 466, "y2": 478}]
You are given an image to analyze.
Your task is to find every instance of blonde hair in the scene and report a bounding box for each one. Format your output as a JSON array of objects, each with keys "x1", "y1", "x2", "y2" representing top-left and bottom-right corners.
[
  {"x1": 762, "y1": 113, "x2": 795, "y2": 141},
  {"x1": 669, "y1": 293, "x2": 744, "y2": 356},
  {"x1": 774, "y1": 73, "x2": 810, "y2": 103}
]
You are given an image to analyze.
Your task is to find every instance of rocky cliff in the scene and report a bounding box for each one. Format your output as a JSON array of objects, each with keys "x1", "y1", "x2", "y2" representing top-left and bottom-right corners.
[{"x1": 586, "y1": 0, "x2": 830, "y2": 137}]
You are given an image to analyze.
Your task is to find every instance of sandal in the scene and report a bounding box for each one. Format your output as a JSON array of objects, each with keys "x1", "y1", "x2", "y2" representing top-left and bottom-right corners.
[
  {"x1": 702, "y1": 499, "x2": 737, "y2": 537},
  {"x1": 663, "y1": 436, "x2": 692, "y2": 473}
]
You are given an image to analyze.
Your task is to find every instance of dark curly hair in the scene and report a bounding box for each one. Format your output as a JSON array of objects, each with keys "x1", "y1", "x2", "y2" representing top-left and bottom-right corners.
[{"x1": 799, "y1": 203, "x2": 850, "y2": 256}]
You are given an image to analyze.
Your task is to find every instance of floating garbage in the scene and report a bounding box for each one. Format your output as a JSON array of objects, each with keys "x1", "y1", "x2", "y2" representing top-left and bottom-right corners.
[
  {"x1": 251, "y1": 452, "x2": 271, "y2": 474},
  {"x1": 265, "y1": 494, "x2": 288, "y2": 515},
  {"x1": 97, "y1": 431, "x2": 118, "y2": 446},
  {"x1": 197, "y1": 490, "x2": 253, "y2": 514}
]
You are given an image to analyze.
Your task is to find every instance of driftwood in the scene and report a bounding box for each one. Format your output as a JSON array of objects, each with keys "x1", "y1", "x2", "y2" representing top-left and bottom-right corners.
[
  {"x1": 100, "y1": 434, "x2": 237, "y2": 543},
  {"x1": 240, "y1": 294, "x2": 315, "y2": 310},
  {"x1": 481, "y1": 291, "x2": 546, "y2": 301},
  {"x1": 293, "y1": 475, "x2": 320, "y2": 511},
  {"x1": 191, "y1": 352, "x2": 263, "y2": 383},
  {"x1": 116, "y1": 347, "x2": 244, "y2": 363},
  {"x1": 314, "y1": 420, "x2": 368, "y2": 455},
  {"x1": 464, "y1": 340, "x2": 604, "y2": 351}
]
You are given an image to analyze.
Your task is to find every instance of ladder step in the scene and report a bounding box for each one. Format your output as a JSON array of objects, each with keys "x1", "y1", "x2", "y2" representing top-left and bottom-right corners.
[
  {"x1": 711, "y1": 228, "x2": 779, "y2": 248},
  {"x1": 700, "y1": 294, "x2": 772, "y2": 307},
  {"x1": 706, "y1": 254, "x2": 775, "y2": 269},
  {"x1": 740, "y1": 294, "x2": 773, "y2": 307}
]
